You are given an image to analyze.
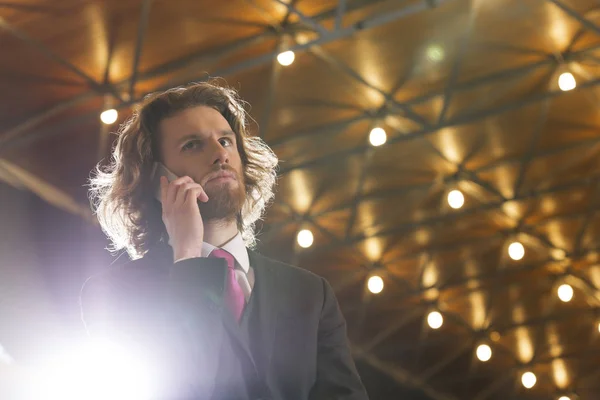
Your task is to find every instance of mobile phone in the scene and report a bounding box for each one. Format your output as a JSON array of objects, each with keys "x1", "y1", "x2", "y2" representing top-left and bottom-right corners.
[{"x1": 151, "y1": 162, "x2": 179, "y2": 202}]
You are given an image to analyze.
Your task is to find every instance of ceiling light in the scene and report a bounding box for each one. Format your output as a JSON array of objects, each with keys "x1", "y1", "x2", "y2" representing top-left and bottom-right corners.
[
  {"x1": 558, "y1": 396, "x2": 571, "y2": 400},
  {"x1": 508, "y1": 241, "x2": 525, "y2": 261},
  {"x1": 297, "y1": 229, "x2": 314, "y2": 248},
  {"x1": 557, "y1": 284, "x2": 573, "y2": 302},
  {"x1": 277, "y1": 50, "x2": 295, "y2": 66},
  {"x1": 426, "y1": 44, "x2": 445, "y2": 62},
  {"x1": 447, "y1": 189, "x2": 464, "y2": 209},
  {"x1": 100, "y1": 109, "x2": 118, "y2": 125},
  {"x1": 558, "y1": 72, "x2": 576, "y2": 91},
  {"x1": 476, "y1": 344, "x2": 492, "y2": 362},
  {"x1": 367, "y1": 275, "x2": 384, "y2": 294},
  {"x1": 369, "y1": 127, "x2": 387, "y2": 147},
  {"x1": 551, "y1": 248, "x2": 567, "y2": 260},
  {"x1": 427, "y1": 311, "x2": 443, "y2": 329},
  {"x1": 521, "y1": 371, "x2": 536, "y2": 389}
]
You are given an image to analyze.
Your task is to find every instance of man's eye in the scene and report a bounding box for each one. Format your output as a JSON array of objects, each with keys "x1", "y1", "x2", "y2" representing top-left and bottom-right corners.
[
  {"x1": 219, "y1": 137, "x2": 233, "y2": 147},
  {"x1": 182, "y1": 140, "x2": 199, "y2": 151}
]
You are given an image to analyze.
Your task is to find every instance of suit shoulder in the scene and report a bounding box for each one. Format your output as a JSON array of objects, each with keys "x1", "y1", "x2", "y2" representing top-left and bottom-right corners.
[
  {"x1": 250, "y1": 251, "x2": 325, "y2": 284},
  {"x1": 81, "y1": 252, "x2": 164, "y2": 295}
]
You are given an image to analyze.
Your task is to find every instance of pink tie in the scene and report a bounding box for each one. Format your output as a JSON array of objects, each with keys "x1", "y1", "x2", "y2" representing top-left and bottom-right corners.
[{"x1": 209, "y1": 248, "x2": 245, "y2": 322}]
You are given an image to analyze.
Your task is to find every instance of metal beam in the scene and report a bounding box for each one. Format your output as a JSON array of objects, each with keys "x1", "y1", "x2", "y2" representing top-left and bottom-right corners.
[
  {"x1": 0, "y1": 16, "x2": 115, "y2": 98},
  {"x1": 344, "y1": 147, "x2": 373, "y2": 240},
  {"x1": 436, "y1": 1, "x2": 477, "y2": 124},
  {"x1": 335, "y1": 0, "x2": 347, "y2": 30},
  {"x1": 160, "y1": 0, "x2": 452, "y2": 92},
  {"x1": 361, "y1": 307, "x2": 426, "y2": 352},
  {"x1": 0, "y1": 158, "x2": 95, "y2": 223},
  {"x1": 129, "y1": 0, "x2": 153, "y2": 99},
  {"x1": 353, "y1": 346, "x2": 461, "y2": 400},
  {"x1": 278, "y1": 72, "x2": 600, "y2": 174},
  {"x1": 262, "y1": 171, "x2": 600, "y2": 253},
  {"x1": 420, "y1": 339, "x2": 474, "y2": 381},
  {"x1": 4, "y1": 0, "x2": 600, "y2": 154},
  {"x1": 314, "y1": 175, "x2": 600, "y2": 253},
  {"x1": 573, "y1": 181, "x2": 600, "y2": 254},
  {"x1": 511, "y1": 99, "x2": 551, "y2": 197},
  {"x1": 272, "y1": 0, "x2": 329, "y2": 36},
  {"x1": 1, "y1": 0, "x2": 443, "y2": 151},
  {"x1": 308, "y1": 45, "x2": 429, "y2": 127},
  {"x1": 547, "y1": 0, "x2": 600, "y2": 37}
]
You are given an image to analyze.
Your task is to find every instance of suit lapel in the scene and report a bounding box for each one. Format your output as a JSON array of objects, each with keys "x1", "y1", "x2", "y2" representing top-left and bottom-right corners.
[{"x1": 248, "y1": 251, "x2": 283, "y2": 373}]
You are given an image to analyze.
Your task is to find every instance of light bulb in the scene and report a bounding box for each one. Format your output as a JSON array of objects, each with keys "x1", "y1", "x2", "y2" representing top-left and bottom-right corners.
[
  {"x1": 427, "y1": 311, "x2": 443, "y2": 329},
  {"x1": 447, "y1": 190, "x2": 464, "y2": 209},
  {"x1": 100, "y1": 109, "x2": 118, "y2": 125},
  {"x1": 558, "y1": 396, "x2": 571, "y2": 400},
  {"x1": 367, "y1": 275, "x2": 384, "y2": 294},
  {"x1": 558, "y1": 72, "x2": 576, "y2": 91},
  {"x1": 426, "y1": 44, "x2": 445, "y2": 62},
  {"x1": 557, "y1": 284, "x2": 573, "y2": 302},
  {"x1": 521, "y1": 371, "x2": 536, "y2": 389},
  {"x1": 277, "y1": 50, "x2": 295, "y2": 66},
  {"x1": 476, "y1": 344, "x2": 492, "y2": 362},
  {"x1": 508, "y1": 241, "x2": 525, "y2": 260},
  {"x1": 369, "y1": 127, "x2": 387, "y2": 146},
  {"x1": 297, "y1": 229, "x2": 314, "y2": 248}
]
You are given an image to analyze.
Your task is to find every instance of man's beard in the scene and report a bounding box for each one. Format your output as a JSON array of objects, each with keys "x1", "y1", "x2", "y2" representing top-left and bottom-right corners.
[{"x1": 198, "y1": 175, "x2": 246, "y2": 222}]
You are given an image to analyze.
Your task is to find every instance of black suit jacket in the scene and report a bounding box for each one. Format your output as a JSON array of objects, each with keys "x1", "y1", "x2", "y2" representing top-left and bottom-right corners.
[{"x1": 80, "y1": 242, "x2": 368, "y2": 400}]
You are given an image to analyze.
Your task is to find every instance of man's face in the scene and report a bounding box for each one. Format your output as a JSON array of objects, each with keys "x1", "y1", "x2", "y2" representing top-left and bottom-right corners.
[{"x1": 158, "y1": 105, "x2": 245, "y2": 221}]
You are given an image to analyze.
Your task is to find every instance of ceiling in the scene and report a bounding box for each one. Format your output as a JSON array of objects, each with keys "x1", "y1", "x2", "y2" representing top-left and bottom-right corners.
[{"x1": 2, "y1": 0, "x2": 600, "y2": 399}]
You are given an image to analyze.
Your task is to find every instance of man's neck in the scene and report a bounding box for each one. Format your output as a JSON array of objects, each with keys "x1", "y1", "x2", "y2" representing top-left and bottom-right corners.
[{"x1": 203, "y1": 218, "x2": 238, "y2": 248}]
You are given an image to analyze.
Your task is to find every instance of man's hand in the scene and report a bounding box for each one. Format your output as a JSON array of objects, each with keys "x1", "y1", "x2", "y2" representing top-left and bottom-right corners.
[{"x1": 160, "y1": 175, "x2": 209, "y2": 262}]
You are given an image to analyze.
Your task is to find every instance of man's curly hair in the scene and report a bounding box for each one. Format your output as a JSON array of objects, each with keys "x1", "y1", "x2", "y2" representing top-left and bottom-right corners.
[{"x1": 88, "y1": 80, "x2": 278, "y2": 259}]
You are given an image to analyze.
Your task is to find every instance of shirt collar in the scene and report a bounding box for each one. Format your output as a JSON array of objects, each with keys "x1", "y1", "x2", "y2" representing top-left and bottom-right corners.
[{"x1": 201, "y1": 232, "x2": 249, "y2": 273}]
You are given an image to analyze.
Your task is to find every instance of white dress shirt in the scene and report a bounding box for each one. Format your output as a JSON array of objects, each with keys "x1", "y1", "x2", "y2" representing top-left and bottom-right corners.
[{"x1": 201, "y1": 232, "x2": 255, "y2": 302}]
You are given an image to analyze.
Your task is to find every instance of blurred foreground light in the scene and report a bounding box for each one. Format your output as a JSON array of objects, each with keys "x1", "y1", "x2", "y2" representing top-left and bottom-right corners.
[
  {"x1": 369, "y1": 127, "x2": 387, "y2": 146},
  {"x1": 277, "y1": 50, "x2": 295, "y2": 66},
  {"x1": 521, "y1": 371, "x2": 536, "y2": 389},
  {"x1": 476, "y1": 344, "x2": 492, "y2": 362},
  {"x1": 558, "y1": 396, "x2": 571, "y2": 400},
  {"x1": 557, "y1": 284, "x2": 574, "y2": 302},
  {"x1": 508, "y1": 241, "x2": 525, "y2": 261},
  {"x1": 427, "y1": 311, "x2": 443, "y2": 329},
  {"x1": 558, "y1": 72, "x2": 576, "y2": 91},
  {"x1": 100, "y1": 109, "x2": 118, "y2": 124},
  {"x1": 297, "y1": 229, "x2": 314, "y2": 248},
  {"x1": 0, "y1": 343, "x2": 13, "y2": 365},
  {"x1": 367, "y1": 275, "x2": 384, "y2": 294},
  {"x1": 447, "y1": 189, "x2": 464, "y2": 209},
  {"x1": 29, "y1": 339, "x2": 156, "y2": 400},
  {"x1": 426, "y1": 44, "x2": 445, "y2": 62}
]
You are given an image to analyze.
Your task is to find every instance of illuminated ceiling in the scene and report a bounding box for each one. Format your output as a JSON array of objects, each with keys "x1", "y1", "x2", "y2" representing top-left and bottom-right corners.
[{"x1": 1, "y1": 0, "x2": 600, "y2": 399}]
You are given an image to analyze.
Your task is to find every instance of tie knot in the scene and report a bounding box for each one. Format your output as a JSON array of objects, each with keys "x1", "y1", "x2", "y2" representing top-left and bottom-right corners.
[{"x1": 209, "y1": 248, "x2": 235, "y2": 270}]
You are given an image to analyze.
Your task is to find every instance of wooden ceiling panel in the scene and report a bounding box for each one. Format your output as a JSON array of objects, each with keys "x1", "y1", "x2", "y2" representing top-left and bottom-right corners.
[
  {"x1": 274, "y1": 152, "x2": 363, "y2": 215},
  {"x1": 4, "y1": 0, "x2": 600, "y2": 399},
  {"x1": 362, "y1": 138, "x2": 455, "y2": 194},
  {"x1": 325, "y1": 0, "x2": 470, "y2": 101},
  {"x1": 272, "y1": 118, "x2": 369, "y2": 168},
  {"x1": 460, "y1": 106, "x2": 542, "y2": 171}
]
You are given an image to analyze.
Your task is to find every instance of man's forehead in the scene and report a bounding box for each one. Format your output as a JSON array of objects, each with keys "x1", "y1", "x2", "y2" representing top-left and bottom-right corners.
[{"x1": 159, "y1": 106, "x2": 232, "y2": 139}]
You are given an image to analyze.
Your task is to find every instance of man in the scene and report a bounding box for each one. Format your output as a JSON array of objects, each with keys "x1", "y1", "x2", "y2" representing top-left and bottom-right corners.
[{"x1": 83, "y1": 81, "x2": 368, "y2": 400}]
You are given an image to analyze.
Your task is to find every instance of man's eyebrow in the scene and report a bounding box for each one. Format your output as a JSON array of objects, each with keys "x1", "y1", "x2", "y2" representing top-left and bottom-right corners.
[
  {"x1": 177, "y1": 130, "x2": 235, "y2": 144},
  {"x1": 177, "y1": 134, "x2": 203, "y2": 145}
]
